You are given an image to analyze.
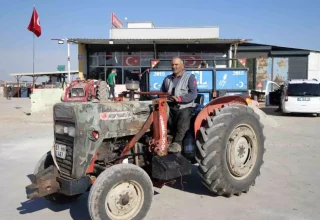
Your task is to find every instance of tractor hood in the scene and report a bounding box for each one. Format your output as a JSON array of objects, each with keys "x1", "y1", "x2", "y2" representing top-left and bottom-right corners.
[{"x1": 53, "y1": 100, "x2": 152, "y2": 179}]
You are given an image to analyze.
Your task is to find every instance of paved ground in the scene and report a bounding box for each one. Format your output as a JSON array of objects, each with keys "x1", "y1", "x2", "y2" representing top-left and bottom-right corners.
[{"x1": 1, "y1": 98, "x2": 319, "y2": 220}]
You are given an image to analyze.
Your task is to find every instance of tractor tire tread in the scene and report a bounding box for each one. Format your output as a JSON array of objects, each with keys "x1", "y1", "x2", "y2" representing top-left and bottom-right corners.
[
  {"x1": 196, "y1": 104, "x2": 266, "y2": 197},
  {"x1": 96, "y1": 81, "x2": 109, "y2": 101}
]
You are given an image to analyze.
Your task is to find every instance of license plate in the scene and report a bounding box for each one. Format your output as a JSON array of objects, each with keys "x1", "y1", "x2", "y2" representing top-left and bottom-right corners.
[
  {"x1": 297, "y1": 97, "x2": 310, "y2": 101},
  {"x1": 55, "y1": 144, "x2": 66, "y2": 159}
]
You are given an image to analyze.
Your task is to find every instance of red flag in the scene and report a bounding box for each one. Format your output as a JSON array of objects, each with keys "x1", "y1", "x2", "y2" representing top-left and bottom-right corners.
[
  {"x1": 27, "y1": 7, "x2": 41, "y2": 37},
  {"x1": 238, "y1": 58, "x2": 246, "y2": 67},
  {"x1": 151, "y1": 59, "x2": 160, "y2": 68},
  {"x1": 123, "y1": 55, "x2": 140, "y2": 66}
]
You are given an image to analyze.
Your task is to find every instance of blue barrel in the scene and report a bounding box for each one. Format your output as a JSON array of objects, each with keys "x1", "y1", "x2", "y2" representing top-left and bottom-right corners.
[{"x1": 20, "y1": 87, "x2": 28, "y2": 98}]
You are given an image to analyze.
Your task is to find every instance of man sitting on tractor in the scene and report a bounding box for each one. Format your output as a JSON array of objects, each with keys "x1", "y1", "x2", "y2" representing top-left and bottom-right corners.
[{"x1": 160, "y1": 57, "x2": 198, "y2": 153}]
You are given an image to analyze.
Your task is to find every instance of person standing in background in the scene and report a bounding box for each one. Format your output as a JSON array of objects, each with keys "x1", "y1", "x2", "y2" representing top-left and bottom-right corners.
[
  {"x1": 7, "y1": 85, "x2": 12, "y2": 100},
  {"x1": 107, "y1": 68, "x2": 117, "y2": 99}
]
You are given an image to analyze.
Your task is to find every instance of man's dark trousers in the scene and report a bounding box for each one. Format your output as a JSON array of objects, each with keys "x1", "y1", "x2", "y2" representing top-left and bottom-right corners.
[
  {"x1": 168, "y1": 106, "x2": 193, "y2": 146},
  {"x1": 109, "y1": 85, "x2": 115, "y2": 98}
]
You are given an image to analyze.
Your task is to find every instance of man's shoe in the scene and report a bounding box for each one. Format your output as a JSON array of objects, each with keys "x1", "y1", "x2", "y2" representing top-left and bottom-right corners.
[{"x1": 168, "y1": 142, "x2": 182, "y2": 153}]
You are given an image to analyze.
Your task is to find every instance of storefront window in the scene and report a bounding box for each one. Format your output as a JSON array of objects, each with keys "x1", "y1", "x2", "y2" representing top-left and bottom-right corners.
[
  {"x1": 157, "y1": 53, "x2": 178, "y2": 69},
  {"x1": 89, "y1": 56, "x2": 98, "y2": 66},
  {"x1": 141, "y1": 52, "x2": 154, "y2": 67},
  {"x1": 178, "y1": 52, "x2": 202, "y2": 68},
  {"x1": 122, "y1": 52, "x2": 140, "y2": 56},
  {"x1": 124, "y1": 67, "x2": 141, "y2": 83},
  {"x1": 112, "y1": 52, "x2": 122, "y2": 66},
  {"x1": 87, "y1": 50, "x2": 231, "y2": 84},
  {"x1": 89, "y1": 67, "x2": 105, "y2": 80},
  {"x1": 98, "y1": 56, "x2": 105, "y2": 66},
  {"x1": 158, "y1": 52, "x2": 179, "y2": 57},
  {"x1": 201, "y1": 52, "x2": 227, "y2": 68},
  {"x1": 89, "y1": 52, "x2": 123, "y2": 67}
]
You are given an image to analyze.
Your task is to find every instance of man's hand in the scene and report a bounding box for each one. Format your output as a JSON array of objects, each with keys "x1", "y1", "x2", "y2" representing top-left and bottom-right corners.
[{"x1": 169, "y1": 96, "x2": 182, "y2": 102}]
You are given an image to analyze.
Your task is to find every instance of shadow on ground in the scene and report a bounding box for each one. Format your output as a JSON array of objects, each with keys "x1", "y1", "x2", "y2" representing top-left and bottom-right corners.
[
  {"x1": 259, "y1": 106, "x2": 318, "y2": 118},
  {"x1": 165, "y1": 165, "x2": 219, "y2": 197},
  {"x1": 14, "y1": 106, "x2": 31, "y2": 116},
  {"x1": 17, "y1": 193, "x2": 91, "y2": 220}
]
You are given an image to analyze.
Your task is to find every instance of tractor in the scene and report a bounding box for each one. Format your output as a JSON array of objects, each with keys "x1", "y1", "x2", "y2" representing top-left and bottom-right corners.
[
  {"x1": 63, "y1": 79, "x2": 109, "y2": 102},
  {"x1": 25, "y1": 79, "x2": 265, "y2": 220}
]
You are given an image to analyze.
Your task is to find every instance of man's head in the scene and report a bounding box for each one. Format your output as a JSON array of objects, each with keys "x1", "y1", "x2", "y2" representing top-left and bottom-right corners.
[
  {"x1": 171, "y1": 57, "x2": 184, "y2": 75},
  {"x1": 200, "y1": 61, "x2": 207, "y2": 68},
  {"x1": 111, "y1": 68, "x2": 117, "y2": 75}
]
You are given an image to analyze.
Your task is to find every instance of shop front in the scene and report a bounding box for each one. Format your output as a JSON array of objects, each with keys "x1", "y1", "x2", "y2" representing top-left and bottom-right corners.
[{"x1": 69, "y1": 38, "x2": 248, "y2": 92}]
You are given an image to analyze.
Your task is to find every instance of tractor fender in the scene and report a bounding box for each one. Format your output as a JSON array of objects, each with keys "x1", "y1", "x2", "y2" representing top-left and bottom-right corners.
[{"x1": 194, "y1": 95, "x2": 248, "y2": 138}]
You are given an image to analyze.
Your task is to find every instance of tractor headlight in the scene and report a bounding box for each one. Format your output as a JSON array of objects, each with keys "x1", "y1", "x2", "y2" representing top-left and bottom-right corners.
[
  {"x1": 55, "y1": 124, "x2": 64, "y2": 134},
  {"x1": 55, "y1": 124, "x2": 76, "y2": 137}
]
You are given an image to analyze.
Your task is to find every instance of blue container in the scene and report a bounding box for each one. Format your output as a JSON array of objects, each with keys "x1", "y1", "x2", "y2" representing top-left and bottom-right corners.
[{"x1": 20, "y1": 87, "x2": 28, "y2": 98}]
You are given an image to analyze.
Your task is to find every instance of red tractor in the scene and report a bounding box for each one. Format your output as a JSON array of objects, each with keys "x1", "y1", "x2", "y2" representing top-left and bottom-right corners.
[
  {"x1": 63, "y1": 79, "x2": 109, "y2": 102},
  {"x1": 26, "y1": 80, "x2": 266, "y2": 219}
]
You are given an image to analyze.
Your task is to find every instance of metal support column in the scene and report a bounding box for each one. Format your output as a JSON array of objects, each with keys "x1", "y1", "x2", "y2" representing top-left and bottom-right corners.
[{"x1": 228, "y1": 45, "x2": 233, "y2": 68}]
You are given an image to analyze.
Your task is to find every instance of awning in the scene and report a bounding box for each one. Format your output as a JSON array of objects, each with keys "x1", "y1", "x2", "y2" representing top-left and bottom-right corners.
[{"x1": 67, "y1": 38, "x2": 252, "y2": 45}]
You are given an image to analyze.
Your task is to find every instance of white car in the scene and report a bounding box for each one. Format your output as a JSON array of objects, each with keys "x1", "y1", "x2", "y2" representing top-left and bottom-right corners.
[{"x1": 281, "y1": 79, "x2": 320, "y2": 115}]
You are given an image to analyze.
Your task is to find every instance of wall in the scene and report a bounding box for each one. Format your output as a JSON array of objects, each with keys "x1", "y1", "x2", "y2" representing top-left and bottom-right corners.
[
  {"x1": 110, "y1": 27, "x2": 219, "y2": 39},
  {"x1": 254, "y1": 55, "x2": 314, "y2": 89},
  {"x1": 308, "y1": 52, "x2": 320, "y2": 81},
  {"x1": 255, "y1": 57, "x2": 289, "y2": 88},
  {"x1": 30, "y1": 88, "x2": 64, "y2": 114}
]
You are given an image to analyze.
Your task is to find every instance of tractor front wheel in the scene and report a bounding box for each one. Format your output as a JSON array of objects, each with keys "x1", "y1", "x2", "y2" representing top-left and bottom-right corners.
[
  {"x1": 195, "y1": 104, "x2": 265, "y2": 197},
  {"x1": 88, "y1": 163, "x2": 153, "y2": 220}
]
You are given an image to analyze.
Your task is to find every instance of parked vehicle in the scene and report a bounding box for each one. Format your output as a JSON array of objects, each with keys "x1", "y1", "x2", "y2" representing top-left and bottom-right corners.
[
  {"x1": 266, "y1": 79, "x2": 320, "y2": 116},
  {"x1": 250, "y1": 80, "x2": 280, "y2": 103}
]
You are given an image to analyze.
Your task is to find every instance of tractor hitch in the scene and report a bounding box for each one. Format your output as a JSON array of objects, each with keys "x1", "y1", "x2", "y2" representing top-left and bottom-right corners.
[{"x1": 25, "y1": 165, "x2": 60, "y2": 199}]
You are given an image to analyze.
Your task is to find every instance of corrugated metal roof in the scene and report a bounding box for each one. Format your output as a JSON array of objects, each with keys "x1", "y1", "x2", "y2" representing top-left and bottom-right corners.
[
  {"x1": 67, "y1": 38, "x2": 251, "y2": 45},
  {"x1": 240, "y1": 42, "x2": 320, "y2": 53}
]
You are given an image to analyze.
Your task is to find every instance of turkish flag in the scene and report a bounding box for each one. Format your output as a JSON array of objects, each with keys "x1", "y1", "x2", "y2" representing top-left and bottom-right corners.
[
  {"x1": 27, "y1": 7, "x2": 41, "y2": 37},
  {"x1": 123, "y1": 55, "x2": 140, "y2": 66},
  {"x1": 238, "y1": 58, "x2": 246, "y2": 67},
  {"x1": 151, "y1": 59, "x2": 160, "y2": 68},
  {"x1": 180, "y1": 56, "x2": 201, "y2": 67}
]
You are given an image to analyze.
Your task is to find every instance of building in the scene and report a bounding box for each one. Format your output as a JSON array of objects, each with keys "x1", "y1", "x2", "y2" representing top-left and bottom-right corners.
[
  {"x1": 233, "y1": 42, "x2": 320, "y2": 89},
  {"x1": 67, "y1": 17, "x2": 320, "y2": 92}
]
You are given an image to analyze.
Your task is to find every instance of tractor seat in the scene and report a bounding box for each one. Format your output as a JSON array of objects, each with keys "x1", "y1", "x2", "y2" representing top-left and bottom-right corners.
[{"x1": 195, "y1": 94, "x2": 204, "y2": 105}]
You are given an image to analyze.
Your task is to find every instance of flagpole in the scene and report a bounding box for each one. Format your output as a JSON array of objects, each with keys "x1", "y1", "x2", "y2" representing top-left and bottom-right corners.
[
  {"x1": 33, "y1": 31, "x2": 35, "y2": 90},
  {"x1": 32, "y1": 5, "x2": 35, "y2": 90}
]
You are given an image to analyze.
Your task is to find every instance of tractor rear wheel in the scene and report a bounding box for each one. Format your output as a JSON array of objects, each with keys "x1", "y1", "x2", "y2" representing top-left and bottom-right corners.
[
  {"x1": 34, "y1": 151, "x2": 82, "y2": 204},
  {"x1": 96, "y1": 81, "x2": 109, "y2": 101},
  {"x1": 195, "y1": 104, "x2": 265, "y2": 197},
  {"x1": 88, "y1": 163, "x2": 153, "y2": 220}
]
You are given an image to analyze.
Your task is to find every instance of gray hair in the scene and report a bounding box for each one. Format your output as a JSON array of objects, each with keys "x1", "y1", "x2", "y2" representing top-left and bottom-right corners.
[{"x1": 171, "y1": 57, "x2": 184, "y2": 65}]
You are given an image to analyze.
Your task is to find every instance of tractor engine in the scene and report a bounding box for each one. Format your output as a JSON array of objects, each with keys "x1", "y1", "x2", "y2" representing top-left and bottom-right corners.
[{"x1": 53, "y1": 98, "x2": 152, "y2": 179}]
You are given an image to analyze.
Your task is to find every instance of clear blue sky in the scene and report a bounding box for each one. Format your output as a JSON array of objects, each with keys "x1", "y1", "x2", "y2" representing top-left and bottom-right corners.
[{"x1": 1, "y1": 0, "x2": 320, "y2": 81}]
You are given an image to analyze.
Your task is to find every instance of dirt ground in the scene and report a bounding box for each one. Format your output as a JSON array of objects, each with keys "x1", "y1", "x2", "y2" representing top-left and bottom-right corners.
[{"x1": 0, "y1": 98, "x2": 319, "y2": 220}]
